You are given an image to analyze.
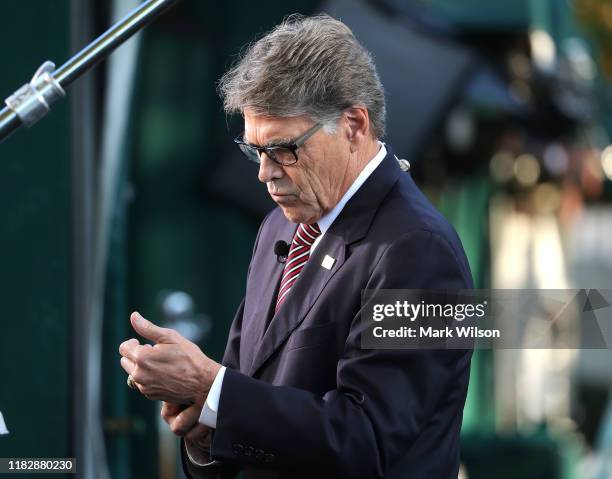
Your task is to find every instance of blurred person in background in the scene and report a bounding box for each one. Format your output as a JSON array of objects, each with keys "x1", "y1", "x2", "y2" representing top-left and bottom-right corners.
[{"x1": 119, "y1": 13, "x2": 473, "y2": 479}]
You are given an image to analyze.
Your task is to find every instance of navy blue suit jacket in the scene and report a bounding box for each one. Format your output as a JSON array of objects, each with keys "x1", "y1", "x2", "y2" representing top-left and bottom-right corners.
[{"x1": 182, "y1": 146, "x2": 473, "y2": 478}]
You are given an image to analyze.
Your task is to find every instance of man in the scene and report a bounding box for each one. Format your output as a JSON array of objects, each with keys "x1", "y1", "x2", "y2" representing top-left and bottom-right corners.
[{"x1": 119, "y1": 13, "x2": 473, "y2": 478}]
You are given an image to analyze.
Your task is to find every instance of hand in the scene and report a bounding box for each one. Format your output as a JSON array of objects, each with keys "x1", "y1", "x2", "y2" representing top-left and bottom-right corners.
[
  {"x1": 161, "y1": 402, "x2": 213, "y2": 464},
  {"x1": 161, "y1": 402, "x2": 203, "y2": 436},
  {"x1": 119, "y1": 312, "x2": 222, "y2": 407}
]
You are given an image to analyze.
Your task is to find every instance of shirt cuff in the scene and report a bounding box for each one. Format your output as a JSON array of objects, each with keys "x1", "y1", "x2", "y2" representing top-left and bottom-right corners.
[{"x1": 198, "y1": 366, "x2": 226, "y2": 428}]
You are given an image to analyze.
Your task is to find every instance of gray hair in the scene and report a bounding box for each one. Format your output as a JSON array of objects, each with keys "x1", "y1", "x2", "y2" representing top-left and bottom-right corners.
[{"x1": 218, "y1": 13, "x2": 386, "y2": 139}]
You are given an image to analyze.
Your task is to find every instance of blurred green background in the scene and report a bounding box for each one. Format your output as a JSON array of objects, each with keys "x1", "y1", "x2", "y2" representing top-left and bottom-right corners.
[{"x1": 1, "y1": 1, "x2": 612, "y2": 478}]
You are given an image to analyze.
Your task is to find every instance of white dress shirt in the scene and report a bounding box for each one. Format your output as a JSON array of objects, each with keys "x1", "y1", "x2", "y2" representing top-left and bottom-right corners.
[{"x1": 198, "y1": 143, "x2": 387, "y2": 429}]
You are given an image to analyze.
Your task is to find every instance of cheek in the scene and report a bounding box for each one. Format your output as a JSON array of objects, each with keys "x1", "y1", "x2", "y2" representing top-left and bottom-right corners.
[
  {"x1": 309, "y1": 158, "x2": 339, "y2": 199},
  {"x1": 288, "y1": 149, "x2": 338, "y2": 209},
  {"x1": 287, "y1": 167, "x2": 314, "y2": 196},
  {"x1": 297, "y1": 171, "x2": 326, "y2": 205}
]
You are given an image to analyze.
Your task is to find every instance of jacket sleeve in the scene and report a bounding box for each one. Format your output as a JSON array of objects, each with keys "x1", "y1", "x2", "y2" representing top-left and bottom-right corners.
[
  {"x1": 208, "y1": 230, "x2": 473, "y2": 478},
  {"x1": 180, "y1": 437, "x2": 241, "y2": 479}
]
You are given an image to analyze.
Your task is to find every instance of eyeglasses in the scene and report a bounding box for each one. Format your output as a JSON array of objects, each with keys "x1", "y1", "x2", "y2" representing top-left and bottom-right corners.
[{"x1": 234, "y1": 123, "x2": 323, "y2": 166}]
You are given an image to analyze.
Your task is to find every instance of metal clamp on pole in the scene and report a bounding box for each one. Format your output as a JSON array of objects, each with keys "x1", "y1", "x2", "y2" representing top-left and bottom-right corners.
[
  {"x1": 0, "y1": 0, "x2": 180, "y2": 145},
  {"x1": 4, "y1": 61, "x2": 66, "y2": 128}
]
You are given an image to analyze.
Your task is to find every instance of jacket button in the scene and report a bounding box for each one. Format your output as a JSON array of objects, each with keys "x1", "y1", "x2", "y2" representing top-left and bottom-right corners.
[{"x1": 264, "y1": 453, "x2": 275, "y2": 463}]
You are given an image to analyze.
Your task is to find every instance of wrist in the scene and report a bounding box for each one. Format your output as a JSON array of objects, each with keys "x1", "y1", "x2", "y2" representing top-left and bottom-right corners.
[{"x1": 195, "y1": 360, "x2": 222, "y2": 406}]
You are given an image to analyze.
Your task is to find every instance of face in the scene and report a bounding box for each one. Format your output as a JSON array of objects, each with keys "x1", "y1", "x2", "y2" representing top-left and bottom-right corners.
[{"x1": 244, "y1": 109, "x2": 353, "y2": 224}]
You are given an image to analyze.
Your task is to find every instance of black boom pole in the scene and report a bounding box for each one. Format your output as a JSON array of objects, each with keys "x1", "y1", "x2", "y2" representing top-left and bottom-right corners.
[{"x1": 0, "y1": 0, "x2": 180, "y2": 144}]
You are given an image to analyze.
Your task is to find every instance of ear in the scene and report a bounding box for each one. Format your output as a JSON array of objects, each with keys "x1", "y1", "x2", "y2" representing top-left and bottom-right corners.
[{"x1": 343, "y1": 106, "x2": 371, "y2": 152}]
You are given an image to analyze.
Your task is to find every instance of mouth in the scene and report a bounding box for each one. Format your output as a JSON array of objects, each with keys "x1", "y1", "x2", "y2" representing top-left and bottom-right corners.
[{"x1": 270, "y1": 192, "x2": 296, "y2": 202}]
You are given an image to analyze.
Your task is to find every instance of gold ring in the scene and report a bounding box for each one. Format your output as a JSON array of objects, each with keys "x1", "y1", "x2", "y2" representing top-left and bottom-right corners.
[{"x1": 127, "y1": 374, "x2": 137, "y2": 389}]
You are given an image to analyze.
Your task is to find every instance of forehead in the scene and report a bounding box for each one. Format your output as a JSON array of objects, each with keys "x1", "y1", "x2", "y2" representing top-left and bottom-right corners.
[{"x1": 243, "y1": 110, "x2": 312, "y2": 145}]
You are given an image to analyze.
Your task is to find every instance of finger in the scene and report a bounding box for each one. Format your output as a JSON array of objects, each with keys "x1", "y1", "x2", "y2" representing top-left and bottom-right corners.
[
  {"x1": 118, "y1": 338, "x2": 141, "y2": 359},
  {"x1": 120, "y1": 356, "x2": 136, "y2": 375},
  {"x1": 130, "y1": 312, "x2": 177, "y2": 344},
  {"x1": 135, "y1": 382, "x2": 150, "y2": 398},
  {"x1": 161, "y1": 402, "x2": 183, "y2": 424},
  {"x1": 161, "y1": 402, "x2": 181, "y2": 419},
  {"x1": 169, "y1": 405, "x2": 201, "y2": 436},
  {"x1": 185, "y1": 423, "x2": 211, "y2": 443}
]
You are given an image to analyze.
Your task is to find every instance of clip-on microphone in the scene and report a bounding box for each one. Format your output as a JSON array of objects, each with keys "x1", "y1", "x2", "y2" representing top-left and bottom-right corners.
[{"x1": 274, "y1": 240, "x2": 290, "y2": 264}]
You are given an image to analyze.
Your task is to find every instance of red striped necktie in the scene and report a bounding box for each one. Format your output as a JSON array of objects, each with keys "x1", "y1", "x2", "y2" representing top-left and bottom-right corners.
[{"x1": 275, "y1": 223, "x2": 322, "y2": 312}]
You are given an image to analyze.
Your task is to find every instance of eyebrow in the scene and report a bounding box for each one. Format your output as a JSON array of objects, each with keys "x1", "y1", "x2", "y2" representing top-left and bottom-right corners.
[{"x1": 244, "y1": 135, "x2": 293, "y2": 148}]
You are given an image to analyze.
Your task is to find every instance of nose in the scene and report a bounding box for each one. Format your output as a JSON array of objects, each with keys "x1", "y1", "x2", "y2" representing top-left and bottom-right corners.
[{"x1": 257, "y1": 152, "x2": 284, "y2": 184}]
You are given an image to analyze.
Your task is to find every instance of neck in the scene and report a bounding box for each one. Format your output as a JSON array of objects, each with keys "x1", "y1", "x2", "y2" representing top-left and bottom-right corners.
[
  {"x1": 338, "y1": 138, "x2": 380, "y2": 194},
  {"x1": 359, "y1": 138, "x2": 382, "y2": 169},
  {"x1": 317, "y1": 137, "x2": 382, "y2": 223}
]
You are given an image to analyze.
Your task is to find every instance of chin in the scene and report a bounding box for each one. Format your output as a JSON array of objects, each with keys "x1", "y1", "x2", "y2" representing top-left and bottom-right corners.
[{"x1": 280, "y1": 206, "x2": 318, "y2": 225}]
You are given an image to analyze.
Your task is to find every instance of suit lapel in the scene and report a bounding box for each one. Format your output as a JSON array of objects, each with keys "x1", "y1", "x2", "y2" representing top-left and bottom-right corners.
[
  {"x1": 247, "y1": 147, "x2": 403, "y2": 376},
  {"x1": 248, "y1": 231, "x2": 346, "y2": 375},
  {"x1": 241, "y1": 220, "x2": 296, "y2": 374}
]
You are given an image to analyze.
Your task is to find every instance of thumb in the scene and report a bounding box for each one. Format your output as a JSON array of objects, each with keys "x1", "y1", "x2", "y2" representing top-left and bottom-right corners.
[{"x1": 130, "y1": 312, "x2": 175, "y2": 344}]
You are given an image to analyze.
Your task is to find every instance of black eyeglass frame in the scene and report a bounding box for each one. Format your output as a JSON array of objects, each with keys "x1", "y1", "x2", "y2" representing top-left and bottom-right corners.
[{"x1": 234, "y1": 123, "x2": 323, "y2": 166}]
